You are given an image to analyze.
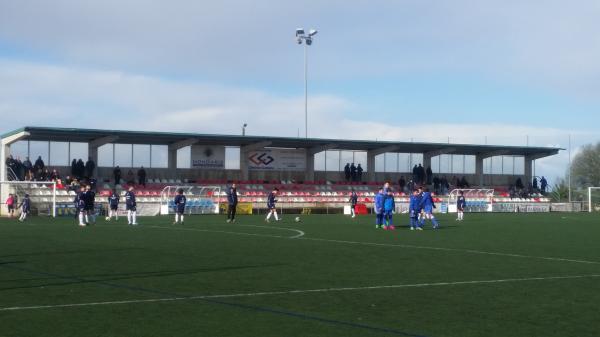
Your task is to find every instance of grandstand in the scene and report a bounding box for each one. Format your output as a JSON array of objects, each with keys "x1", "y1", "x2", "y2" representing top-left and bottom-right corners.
[{"x1": 1, "y1": 126, "x2": 562, "y2": 216}]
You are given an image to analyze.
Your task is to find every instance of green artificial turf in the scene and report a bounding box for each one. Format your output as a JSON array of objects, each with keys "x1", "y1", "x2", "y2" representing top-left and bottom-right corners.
[{"x1": 0, "y1": 212, "x2": 599, "y2": 337}]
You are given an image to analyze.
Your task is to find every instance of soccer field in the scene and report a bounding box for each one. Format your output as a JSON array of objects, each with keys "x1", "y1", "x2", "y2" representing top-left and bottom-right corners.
[{"x1": 0, "y1": 213, "x2": 599, "y2": 337}]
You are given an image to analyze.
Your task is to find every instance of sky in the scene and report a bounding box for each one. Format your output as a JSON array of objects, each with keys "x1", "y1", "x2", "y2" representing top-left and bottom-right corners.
[{"x1": 1, "y1": 0, "x2": 599, "y2": 181}]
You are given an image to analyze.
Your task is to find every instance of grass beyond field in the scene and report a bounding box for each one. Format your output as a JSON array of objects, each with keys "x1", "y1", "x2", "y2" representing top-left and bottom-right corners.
[{"x1": 0, "y1": 212, "x2": 599, "y2": 337}]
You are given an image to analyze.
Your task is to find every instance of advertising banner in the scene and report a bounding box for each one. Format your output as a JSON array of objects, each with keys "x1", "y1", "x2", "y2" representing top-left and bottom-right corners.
[
  {"x1": 191, "y1": 145, "x2": 225, "y2": 169},
  {"x1": 247, "y1": 148, "x2": 306, "y2": 171}
]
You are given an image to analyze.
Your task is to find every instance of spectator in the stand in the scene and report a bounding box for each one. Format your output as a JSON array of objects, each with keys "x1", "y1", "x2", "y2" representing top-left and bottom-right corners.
[
  {"x1": 460, "y1": 176, "x2": 469, "y2": 188},
  {"x1": 76, "y1": 159, "x2": 85, "y2": 179},
  {"x1": 426, "y1": 166, "x2": 433, "y2": 185},
  {"x1": 42, "y1": 168, "x2": 50, "y2": 181},
  {"x1": 540, "y1": 176, "x2": 548, "y2": 195},
  {"x1": 412, "y1": 164, "x2": 418, "y2": 182},
  {"x1": 114, "y1": 166, "x2": 122, "y2": 185},
  {"x1": 126, "y1": 169, "x2": 135, "y2": 185},
  {"x1": 357, "y1": 164, "x2": 363, "y2": 182},
  {"x1": 344, "y1": 163, "x2": 351, "y2": 182},
  {"x1": 34, "y1": 156, "x2": 45, "y2": 171},
  {"x1": 15, "y1": 158, "x2": 24, "y2": 180},
  {"x1": 71, "y1": 159, "x2": 77, "y2": 178},
  {"x1": 85, "y1": 157, "x2": 96, "y2": 178},
  {"x1": 50, "y1": 169, "x2": 60, "y2": 182},
  {"x1": 441, "y1": 176, "x2": 449, "y2": 194},
  {"x1": 515, "y1": 177, "x2": 524, "y2": 190},
  {"x1": 398, "y1": 176, "x2": 406, "y2": 193},
  {"x1": 23, "y1": 157, "x2": 32, "y2": 177},
  {"x1": 137, "y1": 166, "x2": 147, "y2": 187},
  {"x1": 532, "y1": 177, "x2": 538, "y2": 191},
  {"x1": 433, "y1": 176, "x2": 440, "y2": 194},
  {"x1": 65, "y1": 175, "x2": 73, "y2": 186},
  {"x1": 417, "y1": 164, "x2": 425, "y2": 185},
  {"x1": 350, "y1": 163, "x2": 357, "y2": 182}
]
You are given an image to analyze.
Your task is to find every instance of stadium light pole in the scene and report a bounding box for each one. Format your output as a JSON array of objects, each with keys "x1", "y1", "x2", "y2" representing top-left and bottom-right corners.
[
  {"x1": 242, "y1": 123, "x2": 247, "y2": 136},
  {"x1": 296, "y1": 28, "x2": 318, "y2": 138}
]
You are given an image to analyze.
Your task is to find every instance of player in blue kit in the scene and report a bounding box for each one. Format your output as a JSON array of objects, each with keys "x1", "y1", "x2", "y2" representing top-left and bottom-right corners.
[
  {"x1": 84, "y1": 185, "x2": 96, "y2": 225},
  {"x1": 173, "y1": 188, "x2": 187, "y2": 225},
  {"x1": 383, "y1": 190, "x2": 395, "y2": 230},
  {"x1": 17, "y1": 193, "x2": 31, "y2": 222},
  {"x1": 265, "y1": 188, "x2": 280, "y2": 222},
  {"x1": 349, "y1": 189, "x2": 358, "y2": 218},
  {"x1": 125, "y1": 186, "x2": 138, "y2": 225},
  {"x1": 408, "y1": 189, "x2": 422, "y2": 230},
  {"x1": 75, "y1": 186, "x2": 87, "y2": 226},
  {"x1": 106, "y1": 189, "x2": 120, "y2": 221},
  {"x1": 420, "y1": 187, "x2": 440, "y2": 229},
  {"x1": 456, "y1": 190, "x2": 466, "y2": 221},
  {"x1": 374, "y1": 188, "x2": 385, "y2": 229}
]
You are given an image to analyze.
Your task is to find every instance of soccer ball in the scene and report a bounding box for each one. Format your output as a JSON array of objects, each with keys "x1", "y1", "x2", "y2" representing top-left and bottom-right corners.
[
  {"x1": 294, "y1": 216, "x2": 301, "y2": 222},
  {"x1": 105, "y1": 217, "x2": 110, "y2": 221}
]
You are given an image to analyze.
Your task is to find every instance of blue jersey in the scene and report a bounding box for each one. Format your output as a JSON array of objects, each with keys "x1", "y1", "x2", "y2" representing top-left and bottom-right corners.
[
  {"x1": 75, "y1": 192, "x2": 86, "y2": 210},
  {"x1": 374, "y1": 192, "x2": 385, "y2": 214},
  {"x1": 409, "y1": 195, "x2": 420, "y2": 217},
  {"x1": 415, "y1": 193, "x2": 423, "y2": 211},
  {"x1": 108, "y1": 194, "x2": 120, "y2": 208},
  {"x1": 421, "y1": 192, "x2": 436, "y2": 213},
  {"x1": 349, "y1": 192, "x2": 358, "y2": 205},
  {"x1": 267, "y1": 192, "x2": 277, "y2": 209},
  {"x1": 383, "y1": 195, "x2": 395, "y2": 212},
  {"x1": 21, "y1": 197, "x2": 31, "y2": 212},
  {"x1": 84, "y1": 191, "x2": 95, "y2": 210},
  {"x1": 457, "y1": 196, "x2": 466, "y2": 209},
  {"x1": 125, "y1": 191, "x2": 137, "y2": 210},
  {"x1": 174, "y1": 194, "x2": 187, "y2": 213},
  {"x1": 227, "y1": 188, "x2": 238, "y2": 205}
]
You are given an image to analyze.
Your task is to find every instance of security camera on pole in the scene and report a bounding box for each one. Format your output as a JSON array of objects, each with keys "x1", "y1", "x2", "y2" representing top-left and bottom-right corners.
[{"x1": 295, "y1": 28, "x2": 318, "y2": 138}]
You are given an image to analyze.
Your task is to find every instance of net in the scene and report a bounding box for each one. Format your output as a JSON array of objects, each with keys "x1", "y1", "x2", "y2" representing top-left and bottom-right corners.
[
  {"x1": 447, "y1": 189, "x2": 494, "y2": 213},
  {"x1": 0, "y1": 181, "x2": 57, "y2": 217},
  {"x1": 159, "y1": 185, "x2": 221, "y2": 215}
]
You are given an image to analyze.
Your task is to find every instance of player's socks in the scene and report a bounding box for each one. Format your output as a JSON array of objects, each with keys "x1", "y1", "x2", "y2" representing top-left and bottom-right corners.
[
  {"x1": 180, "y1": 215, "x2": 184, "y2": 224},
  {"x1": 127, "y1": 211, "x2": 132, "y2": 224},
  {"x1": 432, "y1": 217, "x2": 439, "y2": 228},
  {"x1": 132, "y1": 212, "x2": 137, "y2": 225},
  {"x1": 274, "y1": 211, "x2": 279, "y2": 221},
  {"x1": 79, "y1": 213, "x2": 85, "y2": 225}
]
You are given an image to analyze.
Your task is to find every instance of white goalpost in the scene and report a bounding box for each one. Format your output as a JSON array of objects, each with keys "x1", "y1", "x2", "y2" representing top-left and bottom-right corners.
[
  {"x1": 159, "y1": 185, "x2": 221, "y2": 215},
  {"x1": 0, "y1": 181, "x2": 57, "y2": 217},
  {"x1": 587, "y1": 187, "x2": 600, "y2": 213}
]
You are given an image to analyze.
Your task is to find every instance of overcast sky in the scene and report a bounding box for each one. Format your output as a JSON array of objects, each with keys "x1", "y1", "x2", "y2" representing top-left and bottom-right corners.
[{"x1": 1, "y1": 0, "x2": 599, "y2": 180}]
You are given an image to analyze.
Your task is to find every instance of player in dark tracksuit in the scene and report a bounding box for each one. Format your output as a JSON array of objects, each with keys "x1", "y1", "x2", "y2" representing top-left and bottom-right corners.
[
  {"x1": 173, "y1": 188, "x2": 187, "y2": 225},
  {"x1": 125, "y1": 186, "x2": 138, "y2": 225},
  {"x1": 349, "y1": 189, "x2": 358, "y2": 218},
  {"x1": 107, "y1": 189, "x2": 120, "y2": 221},
  {"x1": 226, "y1": 184, "x2": 238, "y2": 223},
  {"x1": 84, "y1": 185, "x2": 96, "y2": 225},
  {"x1": 265, "y1": 188, "x2": 279, "y2": 222},
  {"x1": 17, "y1": 194, "x2": 31, "y2": 222},
  {"x1": 457, "y1": 191, "x2": 466, "y2": 221},
  {"x1": 75, "y1": 186, "x2": 87, "y2": 226}
]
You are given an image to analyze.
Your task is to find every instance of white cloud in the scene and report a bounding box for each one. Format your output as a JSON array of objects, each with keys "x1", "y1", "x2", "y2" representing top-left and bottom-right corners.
[{"x1": 2, "y1": 59, "x2": 596, "y2": 182}]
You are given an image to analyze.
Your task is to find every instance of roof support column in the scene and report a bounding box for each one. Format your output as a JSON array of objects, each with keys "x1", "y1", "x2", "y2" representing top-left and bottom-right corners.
[
  {"x1": 88, "y1": 136, "x2": 119, "y2": 177},
  {"x1": 476, "y1": 154, "x2": 485, "y2": 187},
  {"x1": 524, "y1": 155, "x2": 533, "y2": 185}
]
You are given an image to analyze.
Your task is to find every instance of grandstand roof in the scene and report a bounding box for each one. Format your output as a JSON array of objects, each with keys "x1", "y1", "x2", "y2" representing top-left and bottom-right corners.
[{"x1": 2, "y1": 126, "x2": 562, "y2": 158}]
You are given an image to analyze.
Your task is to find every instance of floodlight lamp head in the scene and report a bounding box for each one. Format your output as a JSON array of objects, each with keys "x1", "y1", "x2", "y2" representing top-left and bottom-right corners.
[
  {"x1": 243, "y1": 123, "x2": 247, "y2": 127},
  {"x1": 296, "y1": 37, "x2": 303, "y2": 44},
  {"x1": 305, "y1": 37, "x2": 312, "y2": 45},
  {"x1": 308, "y1": 29, "x2": 318, "y2": 37},
  {"x1": 295, "y1": 28, "x2": 305, "y2": 37}
]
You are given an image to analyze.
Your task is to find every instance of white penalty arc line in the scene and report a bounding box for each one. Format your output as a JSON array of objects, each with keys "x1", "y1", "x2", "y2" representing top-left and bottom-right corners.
[
  {"x1": 105, "y1": 224, "x2": 599, "y2": 266},
  {"x1": 2, "y1": 274, "x2": 599, "y2": 312}
]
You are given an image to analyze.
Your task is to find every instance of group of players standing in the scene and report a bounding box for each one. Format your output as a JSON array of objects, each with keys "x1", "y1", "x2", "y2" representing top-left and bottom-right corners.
[
  {"x1": 74, "y1": 185, "x2": 139, "y2": 226},
  {"x1": 366, "y1": 182, "x2": 466, "y2": 230}
]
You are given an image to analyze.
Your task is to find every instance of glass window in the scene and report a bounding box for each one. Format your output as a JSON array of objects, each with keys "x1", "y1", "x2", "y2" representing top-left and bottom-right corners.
[
  {"x1": 133, "y1": 144, "x2": 151, "y2": 168},
  {"x1": 325, "y1": 150, "x2": 340, "y2": 172},
  {"x1": 225, "y1": 147, "x2": 240, "y2": 170},
  {"x1": 354, "y1": 151, "x2": 367, "y2": 172},
  {"x1": 384, "y1": 153, "x2": 398, "y2": 172},
  {"x1": 374, "y1": 154, "x2": 384, "y2": 172},
  {"x1": 314, "y1": 151, "x2": 325, "y2": 171},
  {"x1": 69, "y1": 143, "x2": 88, "y2": 163},
  {"x1": 49, "y1": 142, "x2": 69, "y2": 166},
  {"x1": 97, "y1": 144, "x2": 113, "y2": 167},
  {"x1": 514, "y1": 156, "x2": 525, "y2": 175},
  {"x1": 29, "y1": 141, "x2": 48, "y2": 164},
  {"x1": 452, "y1": 155, "x2": 464, "y2": 174},
  {"x1": 114, "y1": 144, "x2": 132, "y2": 167},
  {"x1": 464, "y1": 155, "x2": 476, "y2": 174},
  {"x1": 151, "y1": 145, "x2": 168, "y2": 168},
  {"x1": 502, "y1": 156, "x2": 514, "y2": 175},
  {"x1": 9, "y1": 141, "x2": 28, "y2": 160}
]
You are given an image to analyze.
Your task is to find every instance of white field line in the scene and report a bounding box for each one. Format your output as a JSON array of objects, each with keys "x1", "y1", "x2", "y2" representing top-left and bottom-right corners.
[
  {"x1": 2, "y1": 274, "x2": 599, "y2": 312},
  {"x1": 132, "y1": 225, "x2": 600, "y2": 266}
]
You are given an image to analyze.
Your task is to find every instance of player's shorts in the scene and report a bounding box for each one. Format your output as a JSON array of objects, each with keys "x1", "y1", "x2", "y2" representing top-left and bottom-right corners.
[
  {"x1": 176, "y1": 207, "x2": 185, "y2": 214},
  {"x1": 457, "y1": 206, "x2": 464, "y2": 212},
  {"x1": 424, "y1": 205, "x2": 433, "y2": 213},
  {"x1": 267, "y1": 205, "x2": 276, "y2": 210},
  {"x1": 126, "y1": 205, "x2": 137, "y2": 211},
  {"x1": 110, "y1": 205, "x2": 118, "y2": 211},
  {"x1": 84, "y1": 205, "x2": 94, "y2": 211},
  {"x1": 7, "y1": 205, "x2": 14, "y2": 211}
]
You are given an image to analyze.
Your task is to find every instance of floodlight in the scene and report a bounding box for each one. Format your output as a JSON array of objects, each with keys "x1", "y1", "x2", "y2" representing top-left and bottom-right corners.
[
  {"x1": 305, "y1": 38, "x2": 312, "y2": 45},
  {"x1": 297, "y1": 37, "x2": 302, "y2": 44},
  {"x1": 308, "y1": 29, "x2": 318, "y2": 37},
  {"x1": 296, "y1": 28, "x2": 305, "y2": 37}
]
